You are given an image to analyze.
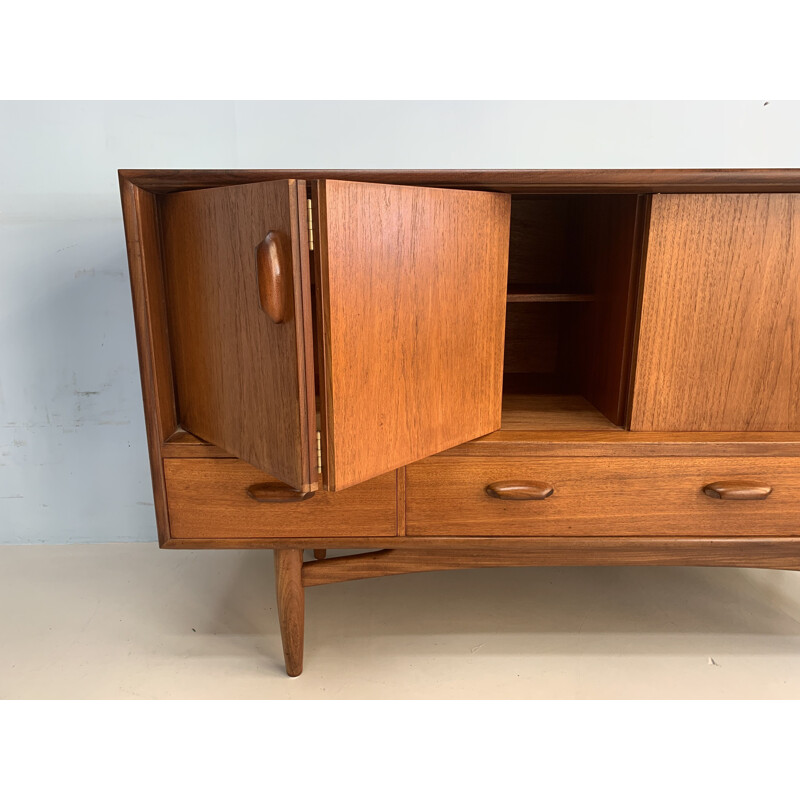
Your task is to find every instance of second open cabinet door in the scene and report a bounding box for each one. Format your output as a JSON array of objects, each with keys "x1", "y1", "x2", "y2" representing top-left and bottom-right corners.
[
  {"x1": 159, "y1": 178, "x2": 511, "y2": 492},
  {"x1": 314, "y1": 181, "x2": 511, "y2": 490}
]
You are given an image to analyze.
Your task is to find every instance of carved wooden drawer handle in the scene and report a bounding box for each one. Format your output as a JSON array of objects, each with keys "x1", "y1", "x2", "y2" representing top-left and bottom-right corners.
[
  {"x1": 485, "y1": 481, "x2": 554, "y2": 500},
  {"x1": 247, "y1": 483, "x2": 315, "y2": 503},
  {"x1": 703, "y1": 481, "x2": 773, "y2": 500},
  {"x1": 256, "y1": 231, "x2": 289, "y2": 323}
]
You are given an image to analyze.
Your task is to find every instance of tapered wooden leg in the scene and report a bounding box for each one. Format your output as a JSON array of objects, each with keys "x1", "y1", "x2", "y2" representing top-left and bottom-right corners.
[{"x1": 273, "y1": 549, "x2": 304, "y2": 676}]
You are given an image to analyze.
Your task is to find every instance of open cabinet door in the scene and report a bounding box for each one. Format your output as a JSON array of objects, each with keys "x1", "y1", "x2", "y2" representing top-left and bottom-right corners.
[
  {"x1": 160, "y1": 180, "x2": 317, "y2": 493},
  {"x1": 314, "y1": 180, "x2": 511, "y2": 490}
]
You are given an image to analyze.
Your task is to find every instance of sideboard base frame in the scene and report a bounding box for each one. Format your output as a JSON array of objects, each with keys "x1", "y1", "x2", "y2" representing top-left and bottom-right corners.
[{"x1": 273, "y1": 541, "x2": 800, "y2": 675}]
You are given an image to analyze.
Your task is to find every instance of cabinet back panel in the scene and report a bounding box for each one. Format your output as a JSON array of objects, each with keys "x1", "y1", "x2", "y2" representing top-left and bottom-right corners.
[
  {"x1": 632, "y1": 193, "x2": 800, "y2": 431},
  {"x1": 508, "y1": 197, "x2": 575, "y2": 287},
  {"x1": 503, "y1": 304, "x2": 561, "y2": 375}
]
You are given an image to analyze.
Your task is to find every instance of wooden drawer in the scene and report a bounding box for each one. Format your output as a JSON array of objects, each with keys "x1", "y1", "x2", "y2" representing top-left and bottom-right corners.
[
  {"x1": 164, "y1": 459, "x2": 398, "y2": 539},
  {"x1": 406, "y1": 456, "x2": 800, "y2": 537}
]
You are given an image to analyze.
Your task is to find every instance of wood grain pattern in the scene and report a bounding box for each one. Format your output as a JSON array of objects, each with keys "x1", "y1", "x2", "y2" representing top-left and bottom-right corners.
[
  {"x1": 301, "y1": 543, "x2": 800, "y2": 585},
  {"x1": 161, "y1": 535, "x2": 800, "y2": 570},
  {"x1": 397, "y1": 466, "x2": 407, "y2": 536},
  {"x1": 507, "y1": 196, "x2": 575, "y2": 285},
  {"x1": 120, "y1": 169, "x2": 800, "y2": 195},
  {"x1": 315, "y1": 180, "x2": 511, "y2": 490},
  {"x1": 164, "y1": 458, "x2": 397, "y2": 539},
  {"x1": 406, "y1": 456, "x2": 800, "y2": 537},
  {"x1": 502, "y1": 305, "x2": 561, "y2": 376},
  {"x1": 274, "y1": 549, "x2": 304, "y2": 676},
  {"x1": 569, "y1": 195, "x2": 646, "y2": 425},
  {"x1": 159, "y1": 180, "x2": 317, "y2": 491},
  {"x1": 631, "y1": 194, "x2": 800, "y2": 431},
  {"x1": 500, "y1": 394, "x2": 620, "y2": 431},
  {"x1": 120, "y1": 180, "x2": 175, "y2": 544},
  {"x1": 162, "y1": 426, "x2": 800, "y2": 458},
  {"x1": 444, "y1": 431, "x2": 800, "y2": 458}
]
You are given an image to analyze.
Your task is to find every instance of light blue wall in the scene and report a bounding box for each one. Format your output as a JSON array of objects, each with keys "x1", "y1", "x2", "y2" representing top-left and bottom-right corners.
[{"x1": 2, "y1": 100, "x2": 799, "y2": 543}]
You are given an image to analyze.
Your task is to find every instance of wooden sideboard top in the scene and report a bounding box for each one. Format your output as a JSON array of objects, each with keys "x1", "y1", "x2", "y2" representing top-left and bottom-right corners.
[{"x1": 119, "y1": 169, "x2": 800, "y2": 194}]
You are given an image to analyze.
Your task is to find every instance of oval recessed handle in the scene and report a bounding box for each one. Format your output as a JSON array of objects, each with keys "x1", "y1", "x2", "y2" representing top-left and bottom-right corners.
[
  {"x1": 256, "y1": 231, "x2": 290, "y2": 324},
  {"x1": 486, "y1": 480, "x2": 554, "y2": 500},
  {"x1": 703, "y1": 480, "x2": 773, "y2": 500},
  {"x1": 247, "y1": 483, "x2": 315, "y2": 503}
]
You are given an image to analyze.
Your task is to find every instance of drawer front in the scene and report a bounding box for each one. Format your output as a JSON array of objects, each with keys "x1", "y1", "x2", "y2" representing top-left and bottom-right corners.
[
  {"x1": 406, "y1": 456, "x2": 800, "y2": 537},
  {"x1": 164, "y1": 459, "x2": 398, "y2": 539}
]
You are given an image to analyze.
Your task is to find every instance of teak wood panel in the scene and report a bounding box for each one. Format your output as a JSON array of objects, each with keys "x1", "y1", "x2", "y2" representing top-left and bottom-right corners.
[
  {"x1": 120, "y1": 182, "x2": 175, "y2": 543},
  {"x1": 314, "y1": 180, "x2": 511, "y2": 490},
  {"x1": 405, "y1": 456, "x2": 800, "y2": 537},
  {"x1": 159, "y1": 180, "x2": 317, "y2": 492},
  {"x1": 164, "y1": 459, "x2": 398, "y2": 539},
  {"x1": 631, "y1": 193, "x2": 800, "y2": 431}
]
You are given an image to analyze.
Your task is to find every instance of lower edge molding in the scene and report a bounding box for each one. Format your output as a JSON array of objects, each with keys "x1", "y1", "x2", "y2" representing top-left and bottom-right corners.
[
  {"x1": 162, "y1": 535, "x2": 800, "y2": 571},
  {"x1": 300, "y1": 544, "x2": 800, "y2": 586}
]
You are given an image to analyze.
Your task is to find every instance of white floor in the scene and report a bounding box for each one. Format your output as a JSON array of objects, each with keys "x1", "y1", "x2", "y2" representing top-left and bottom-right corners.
[{"x1": 2, "y1": 543, "x2": 800, "y2": 699}]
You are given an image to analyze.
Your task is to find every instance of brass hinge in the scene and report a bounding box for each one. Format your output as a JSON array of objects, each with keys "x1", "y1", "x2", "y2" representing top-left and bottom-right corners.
[
  {"x1": 316, "y1": 429, "x2": 322, "y2": 472},
  {"x1": 307, "y1": 198, "x2": 314, "y2": 251}
]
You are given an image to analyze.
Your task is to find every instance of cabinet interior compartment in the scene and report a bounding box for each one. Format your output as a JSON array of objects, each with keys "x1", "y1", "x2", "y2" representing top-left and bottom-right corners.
[{"x1": 502, "y1": 194, "x2": 646, "y2": 431}]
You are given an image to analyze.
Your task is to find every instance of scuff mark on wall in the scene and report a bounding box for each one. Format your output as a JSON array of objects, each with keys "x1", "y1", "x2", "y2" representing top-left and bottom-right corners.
[{"x1": 73, "y1": 267, "x2": 126, "y2": 280}]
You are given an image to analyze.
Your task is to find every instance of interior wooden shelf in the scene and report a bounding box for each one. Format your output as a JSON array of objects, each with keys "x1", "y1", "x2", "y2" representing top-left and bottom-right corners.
[
  {"x1": 507, "y1": 293, "x2": 595, "y2": 303},
  {"x1": 506, "y1": 283, "x2": 594, "y2": 303},
  {"x1": 506, "y1": 284, "x2": 594, "y2": 303},
  {"x1": 500, "y1": 394, "x2": 622, "y2": 431}
]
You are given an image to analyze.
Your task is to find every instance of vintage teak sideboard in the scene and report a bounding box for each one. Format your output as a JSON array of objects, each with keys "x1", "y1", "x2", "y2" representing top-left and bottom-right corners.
[{"x1": 120, "y1": 170, "x2": 800, "y2": 676}]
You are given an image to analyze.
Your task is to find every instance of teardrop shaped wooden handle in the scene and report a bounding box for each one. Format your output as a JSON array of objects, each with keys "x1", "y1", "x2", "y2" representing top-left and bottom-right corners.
[
  {"x1": 486, "y1": 481, "x2": 554, "y2": 500},
  {"x1": 247, "y1": 483, "x2": 315, "y2": 503},
  {"x1": 703, "y1": 481, "x2": 773, "y2": 500},
  {"x1": 256, "y1": 231, "x2": 289, "y2": 323}
]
